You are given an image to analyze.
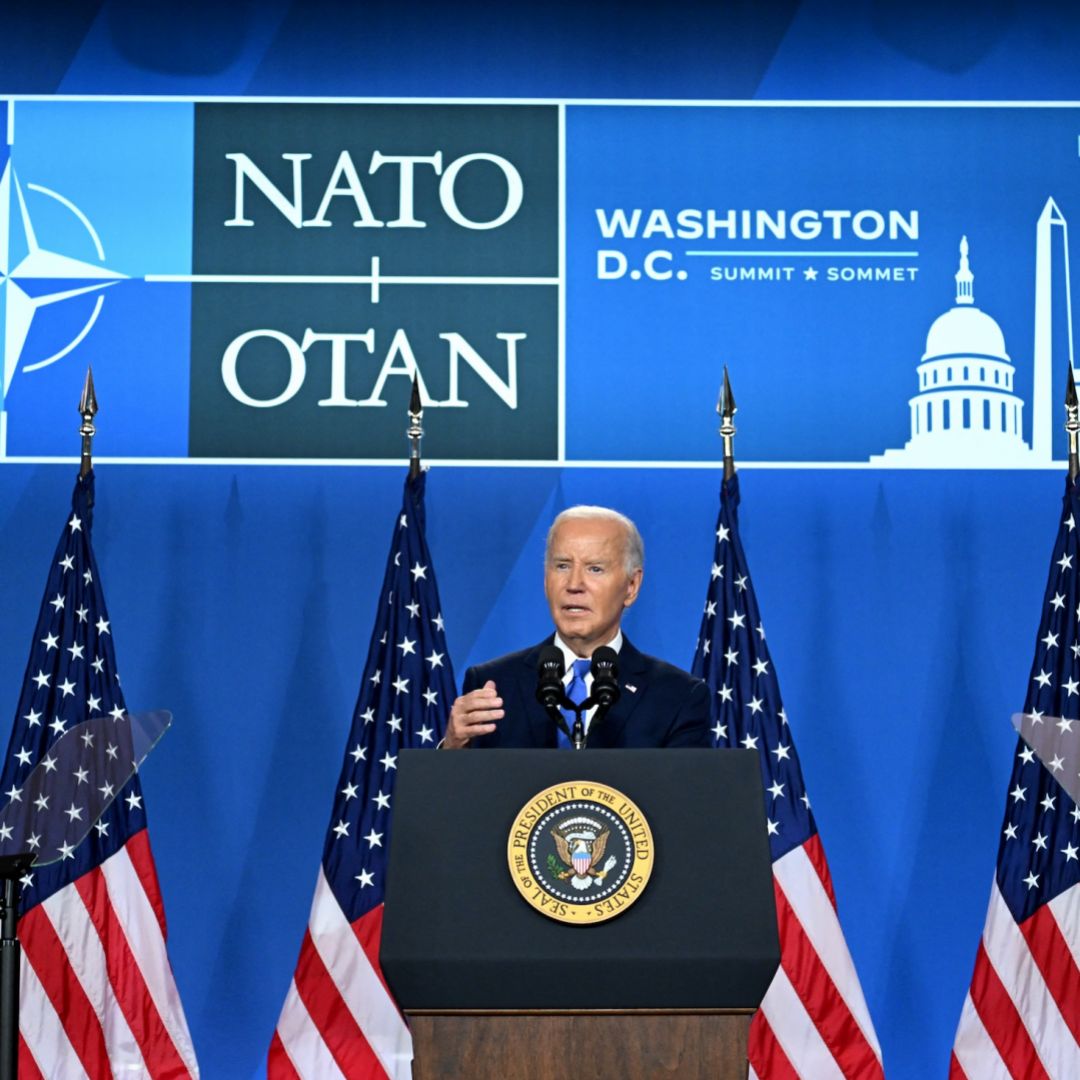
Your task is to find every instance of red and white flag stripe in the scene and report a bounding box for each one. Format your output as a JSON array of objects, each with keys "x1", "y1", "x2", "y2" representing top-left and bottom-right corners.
[
  {"x1": 18, "y1": 831, "x2": 197, "y2": 1080},
  {"x1": 951, "y1": 880, "x2": 1080, "y2": 1079},
  {"x1": 749, "y1": 837, "x2": 883, "y2": 1080},
  {"x1": 270, "y1": 869, "x2": 411, "y2": 1080}
]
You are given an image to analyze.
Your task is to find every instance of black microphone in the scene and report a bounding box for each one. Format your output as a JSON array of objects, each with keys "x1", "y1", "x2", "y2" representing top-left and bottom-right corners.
[
  {"x1": 590, "y1": 646, "x2": 621, "y2": 710},
  {"x1": 536, "y1": 645, "x2": 565, "y2": 709}
]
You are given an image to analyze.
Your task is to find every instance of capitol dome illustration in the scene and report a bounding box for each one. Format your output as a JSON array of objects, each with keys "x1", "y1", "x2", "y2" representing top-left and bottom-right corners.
[{"x1": 872, "y1": 236, "x2": 1035, "y2": 466}]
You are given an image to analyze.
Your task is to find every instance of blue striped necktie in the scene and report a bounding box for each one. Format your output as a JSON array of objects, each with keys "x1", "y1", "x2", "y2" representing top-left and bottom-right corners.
[{"x1": 557, "y1": 658, "x2": 592, "y2": 749}]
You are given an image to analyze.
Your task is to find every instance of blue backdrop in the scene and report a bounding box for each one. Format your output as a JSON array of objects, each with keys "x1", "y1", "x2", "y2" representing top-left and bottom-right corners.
[{"x1": 5, "y1": 3, "x2": 1080, "y2": 1076}]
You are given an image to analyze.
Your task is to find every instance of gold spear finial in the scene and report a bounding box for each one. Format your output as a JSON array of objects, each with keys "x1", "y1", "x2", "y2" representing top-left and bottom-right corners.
[
  {"x1": 717, "y1": 366, "x2": 737, "y2": 481},
  {"x1": 407, "y1": 375, "x2": 423, "y2": 479},
  {"x1": 79, "y1": 367, "x2": 98, "y2": 480}
]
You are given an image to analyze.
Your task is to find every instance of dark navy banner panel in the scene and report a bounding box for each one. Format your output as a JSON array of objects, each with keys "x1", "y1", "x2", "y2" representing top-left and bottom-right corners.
[{"x1": 5, "y1": 4, "x2": 1080, "y2": 1078}]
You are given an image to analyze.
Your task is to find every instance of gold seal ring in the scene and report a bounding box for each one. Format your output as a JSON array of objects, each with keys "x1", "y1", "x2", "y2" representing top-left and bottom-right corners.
[{"x1": 507, "y1": 780, "x2": 654, "y2": 924}]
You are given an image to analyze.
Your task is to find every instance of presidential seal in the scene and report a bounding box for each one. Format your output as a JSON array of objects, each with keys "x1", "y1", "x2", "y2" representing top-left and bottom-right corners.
[{"x1": 507, "y1": 781, "x2": 654, "y2": 924}]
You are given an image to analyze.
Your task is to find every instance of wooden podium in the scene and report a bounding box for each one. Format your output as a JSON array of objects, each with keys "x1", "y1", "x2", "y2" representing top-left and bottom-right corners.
[
  {"x1": 408, "y1": 1012, "x2": 752, "y2": 1079},
  {"x1": 382, "y1": 750, "x2": 779, "y2": 1079}
]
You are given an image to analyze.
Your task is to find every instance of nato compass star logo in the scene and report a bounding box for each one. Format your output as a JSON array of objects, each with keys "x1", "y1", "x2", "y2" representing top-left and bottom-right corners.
[{"x1": 0, "y1": 154, "x2": 126, "y2": 455}]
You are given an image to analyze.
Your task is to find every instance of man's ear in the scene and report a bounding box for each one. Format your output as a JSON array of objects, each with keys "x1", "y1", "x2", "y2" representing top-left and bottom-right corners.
[{"x1": 624, "y1": 568, "x2": 643, "y2": 608}]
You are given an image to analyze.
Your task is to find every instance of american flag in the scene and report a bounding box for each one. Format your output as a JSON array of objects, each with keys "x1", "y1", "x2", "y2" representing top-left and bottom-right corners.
[
  {"x1": 952, "y1": 477, "x2": 1080, "y2": 1078},
  {"x1": 692, "y1": 474, "x2": 883, "y2": 1079},
  {"x1": 269, "y1": 471, "x2": 455, "y2": 1079},
  {"x1": 1, "y1": 471, "x2": 197, "y2": 1078}
]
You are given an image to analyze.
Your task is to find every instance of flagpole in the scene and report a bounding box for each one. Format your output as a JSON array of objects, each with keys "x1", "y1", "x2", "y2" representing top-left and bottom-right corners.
[
  {"x1": 1066, "y1": 364, "x2": 1079, "y2": 482},
  {"x1": 718, "y1": 366, "x2": 737, "y2": 480},
  {"x1": 407, "y1": 375, "x2": 423, "y2": 480}
]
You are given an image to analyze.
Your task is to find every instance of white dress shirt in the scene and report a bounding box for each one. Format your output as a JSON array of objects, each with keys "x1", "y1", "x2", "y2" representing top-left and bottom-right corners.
[{"x1": 552, "y1": 630, "x2": 624, "y2": 736}]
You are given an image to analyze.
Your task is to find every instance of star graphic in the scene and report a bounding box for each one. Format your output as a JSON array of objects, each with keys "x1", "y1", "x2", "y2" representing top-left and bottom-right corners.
[
  {"x1": 1, "y1": 158, "x2": 126, "y2": 401},
  {"x1": 803, "y1": 266, "x2": 818, "y2": 281}
]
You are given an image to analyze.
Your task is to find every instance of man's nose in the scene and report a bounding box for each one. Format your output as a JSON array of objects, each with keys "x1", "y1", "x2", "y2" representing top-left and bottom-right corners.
[{"x1": 566, "y1": 565, "x2": 585, "y2": 591}]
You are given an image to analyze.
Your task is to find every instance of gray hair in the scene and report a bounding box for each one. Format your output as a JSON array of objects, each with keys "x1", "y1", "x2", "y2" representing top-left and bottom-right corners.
[{"x1": 545, "y1": 506, "x2": 644, "y2": 574}]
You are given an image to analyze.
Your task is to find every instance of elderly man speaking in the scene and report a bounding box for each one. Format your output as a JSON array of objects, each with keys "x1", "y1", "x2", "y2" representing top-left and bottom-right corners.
[{"x1": 442, "y1": 506, "x2": 711, "y2": 749}]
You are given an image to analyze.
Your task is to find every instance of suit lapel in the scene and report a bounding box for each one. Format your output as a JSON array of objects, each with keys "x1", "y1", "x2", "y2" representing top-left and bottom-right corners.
[{"x1": 587, "y1": 636, "x2": 649, "y2": 748}]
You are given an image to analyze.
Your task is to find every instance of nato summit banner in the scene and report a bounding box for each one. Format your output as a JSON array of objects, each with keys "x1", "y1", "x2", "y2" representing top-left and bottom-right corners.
[{"x1": 2, "y1": 98, "x2": 1078, "y2": 466}]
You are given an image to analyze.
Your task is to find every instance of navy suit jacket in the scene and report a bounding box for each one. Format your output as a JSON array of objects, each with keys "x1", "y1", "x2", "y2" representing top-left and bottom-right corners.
[{"x1": 462, "y1": 635, "x2": 711, "y2": 749}]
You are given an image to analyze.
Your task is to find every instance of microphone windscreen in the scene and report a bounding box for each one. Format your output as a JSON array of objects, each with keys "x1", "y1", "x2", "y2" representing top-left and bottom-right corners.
[
  {"x1": 590, "y1": 646, "x2": 620, "y2": 709},
  {"x1": 538, "y1": 645, "x2": 564, "y2": 676},
  {"x1": 536, "y1": 645, "x2": 565, "y2": 707},
  {"x1": 591, "y1": 646, "x2": 618, "y2": 677}
]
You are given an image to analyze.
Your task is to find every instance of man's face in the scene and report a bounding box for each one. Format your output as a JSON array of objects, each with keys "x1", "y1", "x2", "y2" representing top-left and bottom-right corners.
[{"x1": 544, "y1": 517, "x2": 643, "y2": 656}]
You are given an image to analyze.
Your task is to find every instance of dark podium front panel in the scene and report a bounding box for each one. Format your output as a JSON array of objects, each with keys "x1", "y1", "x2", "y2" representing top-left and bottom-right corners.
[{"x1": 381, "y1": 749, "x2": 779, "y2": 1011}]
